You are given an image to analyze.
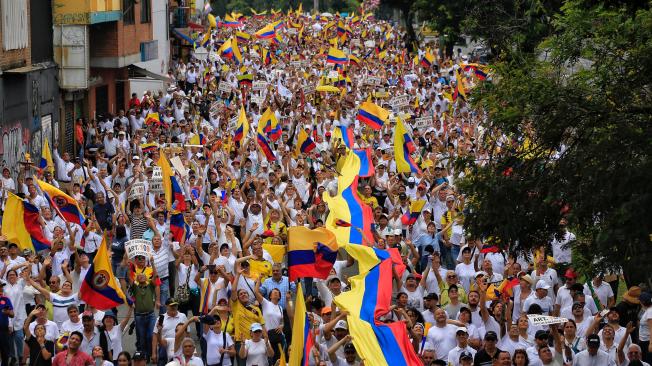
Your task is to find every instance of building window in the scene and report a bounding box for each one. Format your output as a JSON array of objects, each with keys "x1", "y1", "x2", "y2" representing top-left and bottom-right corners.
[
  {"x1": 1, "y1": 0, "x2": 29, "y2": 50},
  {"x1": 123, "y1": 0, "x2": 135, "y2": 25},
  {"x1": 141, "y1": 0, "x2": 151, "y2": 23}
]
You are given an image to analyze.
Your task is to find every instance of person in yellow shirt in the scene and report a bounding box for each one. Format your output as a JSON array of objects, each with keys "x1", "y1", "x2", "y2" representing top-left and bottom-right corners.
[
  {"x1": 360, "y1": 185, "x2": 379, "y2": 208},
  {"x1": 230, "y1": 266, "x2": 265, "y2": 361}
]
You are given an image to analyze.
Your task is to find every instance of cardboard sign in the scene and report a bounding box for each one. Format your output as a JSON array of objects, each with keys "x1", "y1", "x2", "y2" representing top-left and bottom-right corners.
[
  {"x1": 413, "y1": 116, "x2": 432, "y2": 129},
  {"x1": 218, "y1": 82, "x2": 231, "y2": 94},
  {"x1": 128, "y1": 182, "x2": 145, "y2": 201},
  {"x1": 253, "y1": 81, "x2": 268, "y2": 91},
  {"x1": 150, "y1": 167, "x2": 163, "y2": 194},
  {"x1": 527, "y1": 315, "x2": 568, "y2": 326},
  {"x1": 250, "y1": 95, "x2": 265, "y2": 106},
  {"x1": 375, "y1": 89, "x2": 388, "y2": 98},
  {"x1": 170, "y1": 156, "x2": 187, "y2": 177},
  {"x1": 390, "y1": 95, "x2": 409, "y2": 108},
  {"x1": 126, "y1": 239, "x2": 153, "y2": 260}
]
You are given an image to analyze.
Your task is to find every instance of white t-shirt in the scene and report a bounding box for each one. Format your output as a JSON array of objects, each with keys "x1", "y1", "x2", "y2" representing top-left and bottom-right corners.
[
  {"x1": 60, "y1": 319, "x2": 83, "y2": 334},
  {"x1": 244, "y1": 339, "x2": 268, "y2": 366},
  {"x1": 50, "y1": 293, "x2": 78, "y2": 327},
  {"x1": 106, "y1": 325, "x2": 123, "y2": 360},
  {"x1": 29, "y1": 320, "x2": 59, "y2": 341},
  {"x1": 455, "y1": 262, "x2": 475, "y2": 293},
  {"x1": 572, "y1": 349, "x2": 616, "y2": 366},
  {"x1": 261, "y1": 298, "x2": 283, "y2": 330},
  {"x1": 203, "y1": 330, "x2": 234, "y2": 366},
  {"x1": 426, "y1": 323, "x2": 458, "y2": 361},
  {"x1": 639, "y1": 306, "x2": 652, "y2": 342}
]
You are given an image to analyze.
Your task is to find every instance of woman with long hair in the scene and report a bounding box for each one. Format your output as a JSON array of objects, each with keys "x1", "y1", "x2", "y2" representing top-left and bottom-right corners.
[{"x1": 512, "y1": 349, "x2": 530, "y2": 366}]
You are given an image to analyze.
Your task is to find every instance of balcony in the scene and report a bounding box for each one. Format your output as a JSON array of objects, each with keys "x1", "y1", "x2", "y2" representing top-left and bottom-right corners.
[{"x1": 52, "y1": 0, "x2": 121, "y2": 25}]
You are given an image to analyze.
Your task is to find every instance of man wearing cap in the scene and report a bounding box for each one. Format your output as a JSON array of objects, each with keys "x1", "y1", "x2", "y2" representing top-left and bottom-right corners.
[
  {"x1": 524, "y1": 280, "x2": 554, "y2": 315},
  {"x1": 327, "y1": 334, "x2": 358, "y2": 366},
  {"x1": 131, "y1": 351, "x2": 148, "y2": 366},
  {"x1": 447, "y1": 327, "x2": 476, "y2": 366},
  {"x1": 152, "y1": 298, "x2": 187, "y2": 366},
  {"x1": 573, "y1": 334, "x2": 615, "y2": 365},
  {"x1": 554, "y1": 268, "x2": 581, "y2": 316},
  {"x1": 79, "y1": 311, "x2": 101, "y2": 355},
  {"x1": 584, "y1": 273, "x2": 615, "y2": 310},
  {"x1": 473, "y1": 331, "x2": 502, "y2": 366},
  {"x1": 51, "y1": 331, "x2": 93, "y2": 366}
]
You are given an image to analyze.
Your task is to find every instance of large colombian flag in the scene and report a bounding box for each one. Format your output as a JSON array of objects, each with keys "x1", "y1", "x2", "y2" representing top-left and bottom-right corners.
[
  {"x1": 260, "y1": 107, "x2": 281, "y2": 141},
  {"x1": 80, "y1": 236, "x2": 131, "y2": 310},
  {"x1": 2, "y1": 193, "x2": 51, "y2": 252},
  {"x1": 157, "y1": 150, "x2": 174, "y2": 210},
  {"x1": 332, "y1": 125, "x2": 355, "y2": 149},
  {"x1": 255, "y1": 24, "x2": 276, "y2": 39},
  {"x1": 37, "y1": 179, "x2": 86, "y2": 227},
  {"x1": 356, "y1": 101, "x2": 389, "y2": 131},
  {"x1": 334, "y1": 247, "x2": 422, "y2": 366},
  {"x1": 353, "y1": 148, "x2": 374, "y2": 177},
  {"x1": 326, "y1": 47, "x2": 348, "y2": 65},
  {"x1": 170, "y1": 211, "x2": 191, "y2": 244},
  {"x1": 393, "y1": 117, "x2": 422, "y2": 174},
  {"x1": 294, "y1": 128, "x2": 316, "y2": 157},
  {"x1": 323, "y1": 151, "x2": 374, "y2": 247},
  {"x1": 39, "y1": 138, "x2": 55, "y2": 174},
  {"x1": 256, "y1": 118, "x2": 276, "y2": 161},
  {"x1": 287, "y1": 227, "x2": 338, "y2": 281},
  {"x1": 288, "y1": 283, "x2": 314, "y2": 366}
]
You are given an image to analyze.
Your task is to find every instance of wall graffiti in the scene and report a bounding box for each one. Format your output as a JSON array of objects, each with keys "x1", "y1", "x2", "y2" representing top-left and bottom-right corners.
[
  {"x1": 53, "y1": 12, "x2": 91, "y2": 25},
  {"x1": 0, "y1": 124, "x2": 31, "y2": 174}
]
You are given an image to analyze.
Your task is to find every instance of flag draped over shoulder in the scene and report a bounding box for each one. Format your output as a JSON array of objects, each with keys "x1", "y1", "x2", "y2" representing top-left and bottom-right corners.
[
  {"x1": 323, "y1": 151, "x2": 374, "y2": 247},
  {"x1": 80, "y1": 236, "x2": 131, "y2": 309},
  {"x1": 2, "y1": 193, "x2": 51, "y2": 252},
  {"x1": 37, "y1": 179, "x2": 86, "y2": 226},
  {"x1": 288, "y1": 283, "x2": 314, "y2": 366},
  {"x1": 393, "y1": 117, "x2": 422, "y2": 174},
  {"x1": 334, "y1": 247, "x2": 422, "y2": 366},
  {"x1": 356, "y1": 101, "x2": 389, "y2": 131},
  {"x1": 287, "y1": 227, "x2": 338, "y2": 281}
]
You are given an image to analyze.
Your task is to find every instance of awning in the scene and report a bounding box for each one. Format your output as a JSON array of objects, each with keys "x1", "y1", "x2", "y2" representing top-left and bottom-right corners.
[
  {"x1": 3, "y1": 62, "x2": 54, "y2": 74},
  {"x1": 127, "y1": 65, "x2": 173, "y2": 83}
]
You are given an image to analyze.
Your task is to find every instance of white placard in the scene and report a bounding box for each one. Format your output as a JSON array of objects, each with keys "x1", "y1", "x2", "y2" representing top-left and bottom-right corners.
[
  {"x1": 276, "y1": 61, "x2": 286, "y2": 69},
  {"x1": 209, "y1": 101, "x2": 221, "y2": 115},
  {"x1": 413, "y1": 117, "x2": 432, "y2": 129},
  {"x1": 126, "y1": 239, "x2": 153, "y2": 260},
  {"x1": 253, "y1": 81, "x2": 268, "y2": 91},
  {"x1": 129, "y1": 182, "x2": 145, "y2": 201},
  {"x1": 208, "y1": 51, "x2": 217, "y2": 63},
  {"x1": 290, "y1": 60, "x2": 301, "y2": 67},
  {"x1": 366, "y1": 77, "x2": 381, "y2": 86},
  {"x1": 218, "y1": 82, "x2": 231, "y2": 93},
  {"x1": 228, "y1": 116, "x2": 238, "y2": 131},
  {"x1": 351, "y1": 39, "x2": 361, "y2": 47},
  {"x1": 391, "y1": 95, "x2": 409, "y2": 108},
  {"x1": 170, "y1": 156, "x2": 187, "y2": 177},
  {"x1": 150, "y1": 167, "x2": 163, "y2": 194},
  {"x1": 527, "y1": 315, "x2": 568, "y2": 326},
  {"x1": 364, "y1": 40, "x2": 375, "y2": 48},
  {"x1": 327, "y1": 70, "x2": 340, "y2": 79},
  {"x1": 287, "y1": 28, "x2": 298, "y2": 34},
  {"x1": 250, "y1": 95, "x2": 265, "y2": 105}
]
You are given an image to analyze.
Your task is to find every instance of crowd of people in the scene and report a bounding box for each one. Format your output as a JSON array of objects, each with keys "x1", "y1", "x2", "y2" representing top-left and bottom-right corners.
[{"x1": 0, "y1": 5, "x2": 650, "y2": 366}]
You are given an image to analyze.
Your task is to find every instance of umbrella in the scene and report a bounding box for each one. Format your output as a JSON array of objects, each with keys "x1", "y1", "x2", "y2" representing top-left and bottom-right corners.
[{"x1": 316, "y1": 85, "x2": 341, "y2": 93}]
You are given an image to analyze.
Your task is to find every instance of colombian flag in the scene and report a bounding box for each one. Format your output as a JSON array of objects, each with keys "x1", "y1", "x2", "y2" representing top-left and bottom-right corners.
[
  {"x1": 294, "y1": 128, "x2": 316, "y2": 157},
  {"x1": 140, "y1": 142, "x2": 158, "y2": 154},
  {"x1": 334, "y1": 248, "x2": 422, "y2": 366},
  {"x1": 170, "y1": 176, "x2": 187, "y2": 212},
  {"x1": 349, "y1": 55, "x2": 361, "y2": 67},
  {"x1": 236, "y1": 31, "x2": 250, "y2": 43},
  {"x1": 326, "y1": 47, "x2": 348, "y2": 65},
  {"x1": 356, "y1": 101, "x2": 389, "y2": 131},
  {"x1": 288, "y1": 283, "x2": 314, "y2": 366},
  {"x1": 80, "y1": 236, "x2": 131, "y2": 309},
  {"x1": 260, "y1": 107, "x2": 281, "y2": 141},
  {"x1": 37, "y1": 179, "x2": 86, "y2": 227},
  {"x1": 232, "y1": 38, "x2": 243, "y2": 65},
  {"x1": 353, "y1": 148, "x2": 374, "y2": 177},
  {"x1": 219, "y1": 38, "x2": 235, "y2": 59},
  {"x1": 1, "y1": 193, "x2": 51, "y2": 252},
  {"x1": 463, "y1": 63, "x2": 489, "y2": 80},
  {"x1": 257, "y1": 133, "x2": 276, "y2": 161},
  {"x1": 262, "y1": 48, "x2": 272, "y2": 65},
  {"x1": 157, "y1": 150, "x2": 174, "y2": 211},
  {"x1": 233, "y1": 106, "x2": 249, "y2": 147},
  {"x1": 333, "y1": 125, "x2": 355, "y2": 149},
  {"x1": 255, "y1": 24, "x2": 276, "y2": 39},
  {"x1": 420, "y1": 52, "x2": 435, "y2": 68},
  {"x1": 39, "y1": 138, "x2": 55, "y2": 174},
  {"x1": 170, "y1": 211, "x2": 191, "y2": 243},
  {"x1": 393, "y1": 117, "x2": 422, "y2": 174},
  {"x1": 145, "y1": 113, "x2": 161, "y2": 126},
  {"x1": 287, "y1": 227, "x2": 338, "y2": 281},
  {"x1": 221, "y1": 14, "x2": 243, "y2": 27},
  {"x1": 401, "y1": 199, "x2": 427, "y2": 225},
  {"x1": 453, "y1": 68, "x2": 468, "y2": 102},
  {"x1": 322, "y1": 151, "x2": 374, "y2": 247}
]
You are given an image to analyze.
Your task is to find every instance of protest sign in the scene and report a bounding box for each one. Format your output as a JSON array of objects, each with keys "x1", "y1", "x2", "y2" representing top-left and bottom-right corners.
[
  {"x1": 364, "y1": 40, "x2": 375, "y2": 48},
  {"x1": 228, "y1": 115, "x2": 239, "y2": 131},
  {"x1": 390, "y1": 95, "x2": 409, "y2": 108},
  {"x1": 218, "y1": 82, "x2": 231, "y2": 94},
  {"x1": 149, "y1": 167, "x2": 163, "y2": 194},
  {"x1": 253, "y1": 81, "x2": 268, "y2": 91},
  {"x1": 413, "y1": 117, "x2": 432, "y2": 130},
  {"x1": 250, "y1": 95, "x2": 265, "y2": 106},
  {"x1": 128, "y1": 182, "x2": 145, "y2": 201},
  {"x1": 290, "y1": 60, "x2": 301, "y2": 67},
  {"x1": 366, "y1": 77, "x2": 381, "y2": 86},
  {"x1": 527, "y1": 315, "x2": 568, "y2": 326},
  {"x1": 125, "y1": 239, "x2": 153, "y2": 260},
  {"x1": 170, "y1": 156, "x2": 187, "y2": 177},
  {"x1": 327, "y1": 70, "x2": 340, "y2": 79}
]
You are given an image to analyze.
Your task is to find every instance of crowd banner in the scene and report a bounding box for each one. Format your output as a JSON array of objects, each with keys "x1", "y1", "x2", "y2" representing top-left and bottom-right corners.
[
  {"x1": 527, "y1": 315, "x2": 568, "y2": 326},
  {"x1": 125, "y1": 239, "x2": 153, "y2": 259}
]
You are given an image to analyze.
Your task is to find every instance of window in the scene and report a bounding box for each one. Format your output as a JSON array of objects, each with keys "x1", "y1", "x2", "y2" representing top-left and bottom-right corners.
[
  {"x1": 1, "y1": 0, "x2": 28, "y2": 50},
  {"x1": 123, "y1": 0, "x2": 134, "y2": 25},
  {"x1": 141, "y1": 0, "x2": 151, "y2": 23}
]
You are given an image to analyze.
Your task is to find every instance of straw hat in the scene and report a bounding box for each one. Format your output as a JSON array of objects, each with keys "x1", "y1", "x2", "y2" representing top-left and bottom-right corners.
[{"x1": 622, "y1": 286, "x2": 642, "y2": 304}]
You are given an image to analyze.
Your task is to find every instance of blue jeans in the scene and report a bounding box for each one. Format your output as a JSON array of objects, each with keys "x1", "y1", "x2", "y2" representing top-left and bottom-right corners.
[
  {"x1": 135, "y1": 312, "x2": 156, "y2": 359},
  {"x1": 159, "y1": 278, "x2": 170, "y2": 314},
  {"x1": 10, "y1": 328, "x2": 24, "y2": 360}
]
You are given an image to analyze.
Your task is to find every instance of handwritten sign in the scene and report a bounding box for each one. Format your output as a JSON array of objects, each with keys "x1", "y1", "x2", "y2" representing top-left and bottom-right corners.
[
  {"x1": 253, "y1": 81, "x2": 268, "y2": 91},
  {"x1": 126, "y1": 239, "x2": 153, "y2": 260},
  {"x1": 350, "y1": 39, "x2": 361, "y2": 47},
  {"x1": 250, "y1": 95, "x2": 265, "y2": 106},
  {"x1": 170, "y1": 156, "x2": 187, "y2": 178},
  {"x1": 218, "y1": 82, "x2": 231, "y2": 94},
  {"x1": 149, "y1": 167, "x2": 163, "y2": 194},
  {"x1": 390, "y1": 95, "x2": 409, "y2": 108},
  {"x1": 527, "y1": 315, "x2": 568, "y2": 326},
  {"x1": 129, "y1": 182, "x2": 145, "y2": 201},
  {"x1": 413, "y1": 117, "x2": 432, "y2": 129}
]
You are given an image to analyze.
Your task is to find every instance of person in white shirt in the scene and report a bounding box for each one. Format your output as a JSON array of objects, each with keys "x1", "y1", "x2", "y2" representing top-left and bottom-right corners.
[
  {"x1": 550, "y1": 218, "x2": 575, "y2": 264},
  {"x1": 447, "y1": 327, "x2": 476, "y2": 366},
  {"x1": 572, "y1": 334, "x2": 616, "y2": 365},
  {"x1": 426, "y1": 308, "x2": 458, "y2": 361},
  {"x1": 238, "y1": 323, "x2": 273, "y2": 366},
  {"x1": 524, "y1": 281, "x2": 554, "y2": 315}
]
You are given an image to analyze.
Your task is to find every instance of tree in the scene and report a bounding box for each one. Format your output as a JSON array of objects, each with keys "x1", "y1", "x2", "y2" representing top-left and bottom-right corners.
[
  {"x1": 458, "y1": 0, "x2": 652, "y2": 287},
  {"x1": 414, "y1": 0, "x2": 467, "y2": 57}
]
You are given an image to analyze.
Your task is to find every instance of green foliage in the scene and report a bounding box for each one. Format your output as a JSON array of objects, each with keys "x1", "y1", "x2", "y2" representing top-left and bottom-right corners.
[{"x1": 459, "y1": 1, "x2": 652, "y2": 286}]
